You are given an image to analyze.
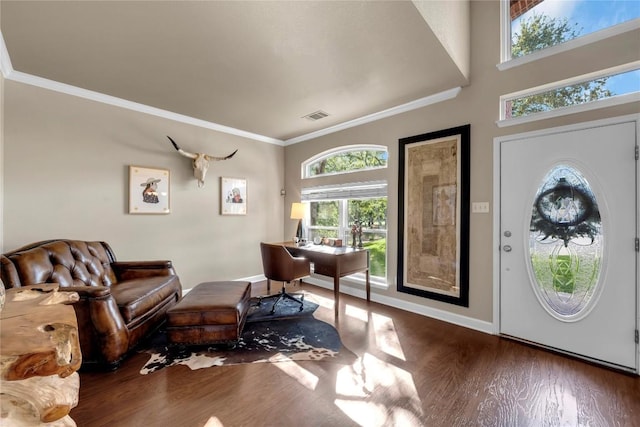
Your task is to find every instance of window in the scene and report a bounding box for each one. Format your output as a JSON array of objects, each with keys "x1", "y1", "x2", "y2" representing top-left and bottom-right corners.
[
  {"x1": 529, "y1": 164, "x2": 603, "y2": 320},
  {"x1": 302, "y1": 145, "x2": 388, "y2": 179},
  {"x1": 301, "y1": 182, "x2": 387, "y2": 279},
  {"x1": 498, "y1": 0, "x2": 640, "y2": 125},
  {"x1": 501, "y1": 63, "x2": 640, "y2": 122},
  {"x1": 501, "y1": 0, "x2": 640, "y2": 65}
]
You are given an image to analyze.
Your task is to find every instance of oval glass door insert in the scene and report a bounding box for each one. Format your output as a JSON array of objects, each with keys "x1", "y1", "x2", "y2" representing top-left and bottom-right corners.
[{"x1": 528, "y1": 164, "x2": 603, "y2": 320}]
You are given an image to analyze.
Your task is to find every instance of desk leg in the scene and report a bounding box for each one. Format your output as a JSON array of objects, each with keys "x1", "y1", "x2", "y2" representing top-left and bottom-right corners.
[
  {"x1": 334, "y1": 275, "x2": 340, "y2": 316},
  {"x1": 366, "y1": 269, "x2": 370, "y2": 302}
]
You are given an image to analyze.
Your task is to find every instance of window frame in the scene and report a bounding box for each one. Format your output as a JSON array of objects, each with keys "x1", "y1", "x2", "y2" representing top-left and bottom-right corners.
[{"x1": 301, "y1": 144, "x2": 388, "y2": 179}]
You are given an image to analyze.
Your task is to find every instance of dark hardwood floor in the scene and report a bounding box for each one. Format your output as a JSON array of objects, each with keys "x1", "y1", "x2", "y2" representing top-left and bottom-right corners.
[{"x1": 71, "y1": 281, "x2": 640, "y2": 427}]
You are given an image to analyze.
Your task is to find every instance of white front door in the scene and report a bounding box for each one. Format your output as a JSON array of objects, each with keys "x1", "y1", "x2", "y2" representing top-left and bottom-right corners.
[{"x1": 499, "y1": 118, "x2": 638, "y2": 371}]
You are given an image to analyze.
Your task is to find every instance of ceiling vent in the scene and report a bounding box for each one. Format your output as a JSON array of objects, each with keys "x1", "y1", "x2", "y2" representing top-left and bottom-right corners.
[{"x1": 303, "y1": 110, "x2": 329, "y2": 121}]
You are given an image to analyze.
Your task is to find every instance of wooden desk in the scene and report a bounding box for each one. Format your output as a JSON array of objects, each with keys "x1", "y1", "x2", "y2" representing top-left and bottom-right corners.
[
  {"x1": 0, "y1": 284, "x2": 81, "y2": 426},
  {"x1": 282, "y1": 242, "x2": 370, "y2": 316}
]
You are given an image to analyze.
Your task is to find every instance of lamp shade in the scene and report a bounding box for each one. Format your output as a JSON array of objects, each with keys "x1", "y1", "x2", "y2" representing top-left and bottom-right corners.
[
  {"x1": 290, "y1": 202, "x2": 305, "y2": 219},
  {"x1": 290, "y1": 202, "x2": 305, "y2": 240}
]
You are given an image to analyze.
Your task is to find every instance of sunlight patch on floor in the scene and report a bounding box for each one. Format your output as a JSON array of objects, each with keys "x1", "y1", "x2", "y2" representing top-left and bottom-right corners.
[
  {"x1": 303, "y1": 291, "x2": 334, "y2": 310},
  {"x1": 372, "y1": 312, "x2": 405, "y2": 361},
  {"x1": 345, "y1": 304, "x2": 369, "y2": 322},
  {"x1": 204, "y1": 416, "x2": 224, "y2": 427},
  {"x1": 269, "y1": 356, "x2": 319, "y2": 390},
  {"x1": 334, "y1": 352, "x2": 423, "y2": 426}
]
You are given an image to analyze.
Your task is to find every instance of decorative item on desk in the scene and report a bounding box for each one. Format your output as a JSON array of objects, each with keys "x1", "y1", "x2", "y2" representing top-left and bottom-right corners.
[
  {"x1": 322, "y1": 238, "x2": 342, "y2": 247},
  {"x1": 291, "y1": 202, "x2": 305, "y2": 241},
  {"x1": 351, "y1": 223, "x2": 357, "y2": 248},
  {"x1": 351, "y1": 220, "x2": 364, "y2": 248}
]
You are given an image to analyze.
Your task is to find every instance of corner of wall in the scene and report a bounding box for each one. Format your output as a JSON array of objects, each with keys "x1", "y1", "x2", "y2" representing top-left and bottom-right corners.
[{"x1": 412, "y1": 0, "x2": 471, "y2": 80}]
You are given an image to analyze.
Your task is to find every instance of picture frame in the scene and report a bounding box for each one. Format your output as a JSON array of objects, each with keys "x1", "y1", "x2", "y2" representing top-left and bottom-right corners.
[
  {"x1": 129, "y1": 165, "x2": 170, "y2": 214},
  {"x1": 220, "y1": 177, "x2": 247, "y2": 215},
  {"x1": 397, "y1": 124, "x2": 470, "y2": 307}
]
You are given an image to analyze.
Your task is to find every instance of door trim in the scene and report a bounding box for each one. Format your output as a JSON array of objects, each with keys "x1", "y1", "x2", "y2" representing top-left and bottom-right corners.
[{"x1": 492, "y1": 113, "x2": 640, "y2": 374}]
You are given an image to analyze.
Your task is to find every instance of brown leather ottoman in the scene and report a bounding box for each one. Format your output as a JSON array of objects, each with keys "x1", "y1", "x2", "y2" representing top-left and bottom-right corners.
[{"x1": 165, "y1": 281, "x2": 251, "y2": 346}]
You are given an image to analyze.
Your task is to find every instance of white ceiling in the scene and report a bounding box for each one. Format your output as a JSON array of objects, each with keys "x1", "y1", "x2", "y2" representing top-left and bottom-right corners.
[{"x1": 1, "y1": 1, "x2": 469, "y2": 144}]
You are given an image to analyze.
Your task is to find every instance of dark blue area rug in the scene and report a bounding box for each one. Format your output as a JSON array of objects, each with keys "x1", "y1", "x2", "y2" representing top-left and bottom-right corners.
[
  {"x1": 139, "y1": 296, "x2": 357, "y2": 375},
  {"x1": 245, "y1": 294, "x2": 319, "y2": 322}
]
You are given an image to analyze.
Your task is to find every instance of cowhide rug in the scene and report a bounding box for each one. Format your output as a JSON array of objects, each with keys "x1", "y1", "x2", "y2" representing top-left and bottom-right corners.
[{"x1": 139, "y1": 296, "x2": 357, "y2": 374}]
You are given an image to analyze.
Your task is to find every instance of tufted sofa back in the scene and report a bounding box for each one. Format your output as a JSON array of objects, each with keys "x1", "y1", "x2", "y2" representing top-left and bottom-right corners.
[{"x1": 1, "y1": 240, "x2": 119, "y2": 289}]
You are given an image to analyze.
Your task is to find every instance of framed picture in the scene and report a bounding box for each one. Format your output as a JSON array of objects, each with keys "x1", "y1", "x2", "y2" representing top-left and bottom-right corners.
[
  {"x1": 129, "y1": 166, "x2": 170, "y2": 214},
  {"x1": 220, "y1": 177, "x2": 247, "y2": 215},
  {"x1": 397, "y1": 124, "x2": 470, "y2": 306}
]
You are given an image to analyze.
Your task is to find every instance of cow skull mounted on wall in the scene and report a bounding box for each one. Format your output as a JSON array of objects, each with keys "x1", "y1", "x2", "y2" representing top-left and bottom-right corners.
[{"x1": 167, "y1": 136, "x2": 238, "y2": 187}]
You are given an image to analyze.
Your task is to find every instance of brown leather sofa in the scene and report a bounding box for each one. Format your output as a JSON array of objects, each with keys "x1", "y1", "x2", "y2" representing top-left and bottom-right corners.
[{"x1": 1, "y1": 239, "x2": 182, "y2": 370}]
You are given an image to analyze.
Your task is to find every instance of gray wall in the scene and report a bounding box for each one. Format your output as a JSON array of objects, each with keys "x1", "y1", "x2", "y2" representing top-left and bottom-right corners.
[{"x1": 3, "y1": 82, "x2": 284, "y2": 289}]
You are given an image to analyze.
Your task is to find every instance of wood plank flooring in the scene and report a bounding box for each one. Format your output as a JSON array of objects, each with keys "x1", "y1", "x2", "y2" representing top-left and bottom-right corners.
[{"x1": 70, "y1": 281, "x2": 640, "y2": 427}]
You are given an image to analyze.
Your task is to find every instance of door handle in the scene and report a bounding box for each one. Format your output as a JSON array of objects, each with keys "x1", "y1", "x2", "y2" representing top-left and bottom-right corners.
[{"x1": 503, "y1": 245, "x2": 512, "y2": 252}]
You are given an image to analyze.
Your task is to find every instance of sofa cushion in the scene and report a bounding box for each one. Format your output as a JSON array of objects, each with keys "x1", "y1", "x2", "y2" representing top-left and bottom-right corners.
[
  {"x1": 110, "y1": 275, "x2": 181, "y2": 324},
  {"x1": 4, "y1": 240, "x2": 117, "y2": 287}
]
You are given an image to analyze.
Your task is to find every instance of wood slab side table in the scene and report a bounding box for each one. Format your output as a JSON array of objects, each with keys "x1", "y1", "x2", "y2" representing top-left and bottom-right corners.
[{"x1": 0, "y1": 284, "x2": 82, "y2": 426}]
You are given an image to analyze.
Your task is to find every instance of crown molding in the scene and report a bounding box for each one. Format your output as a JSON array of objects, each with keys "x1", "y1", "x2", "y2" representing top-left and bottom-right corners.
[
  {"x1": 0, "y1": 30, "x2": 14, "y2": 78},
  {"x1": 284, "y1": 87, "x2": 463, "y2": 145},
  {"x1": 7, "y1": 70, "x2": 284, "y2": 145}
]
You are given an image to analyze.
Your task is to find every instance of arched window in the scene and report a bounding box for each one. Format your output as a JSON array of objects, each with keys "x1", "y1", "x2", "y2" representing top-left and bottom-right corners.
[{"x1": 302, "y1": 145, "x2": 388, "y2": 179}]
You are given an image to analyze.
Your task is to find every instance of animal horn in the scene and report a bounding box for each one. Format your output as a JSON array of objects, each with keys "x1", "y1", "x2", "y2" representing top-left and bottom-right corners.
[
  {"x1": 205, "y1": 149, "x2": 238, "y2": 161},
  {"x1": 167, "y1": 136, "x2": 197, "y2": 159}
]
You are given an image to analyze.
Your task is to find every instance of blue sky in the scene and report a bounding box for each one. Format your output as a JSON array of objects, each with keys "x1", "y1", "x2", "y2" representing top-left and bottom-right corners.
[
  {"x1": 513, "y1": 0, "x2": 640, "y2": 34},
  {"x1": 512, "y1": 0, "x2": 640, "y2": 95}
]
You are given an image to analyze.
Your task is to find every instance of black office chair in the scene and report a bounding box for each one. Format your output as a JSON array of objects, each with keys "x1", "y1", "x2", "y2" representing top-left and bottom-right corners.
[{"x1": 259, "y1": 242, "x2": 310, "y2": 314}]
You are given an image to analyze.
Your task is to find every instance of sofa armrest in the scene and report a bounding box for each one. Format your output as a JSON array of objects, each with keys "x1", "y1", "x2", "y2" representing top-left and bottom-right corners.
[
  {"x1": 61, "y1": 286, "x2": 129, "y2": 366},
  {"x1": 111, "y1": 260, "x2": 176, "y2": 281},
  {"x1": 61, "y1": 285, "x2": 111, "y2": 299}
]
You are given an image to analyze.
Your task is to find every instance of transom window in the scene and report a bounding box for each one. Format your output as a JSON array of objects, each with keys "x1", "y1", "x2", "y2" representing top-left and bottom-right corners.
[
  {"x1": 302, "y1": 145, "x2": 388, "y2": 179},
  {"x1": 499, "y1": 0, "x2": 640, "y2": 125},
  {"x1": 500, "y1": 63, "x2": 640, "y2": 122},
  {"x1": 503, "y1": 0, "x2": 640, "y2": 63}
]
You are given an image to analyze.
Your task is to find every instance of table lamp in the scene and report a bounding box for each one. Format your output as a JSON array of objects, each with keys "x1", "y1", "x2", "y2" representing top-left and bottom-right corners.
[{"x1": 290, "y1": 202, "x2": 305, "y2": 241}]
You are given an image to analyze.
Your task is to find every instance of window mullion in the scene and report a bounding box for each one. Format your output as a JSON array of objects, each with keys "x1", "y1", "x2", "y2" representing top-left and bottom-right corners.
[{"x1": 339, "y1": 199, "x2": 348, "y2": 242}]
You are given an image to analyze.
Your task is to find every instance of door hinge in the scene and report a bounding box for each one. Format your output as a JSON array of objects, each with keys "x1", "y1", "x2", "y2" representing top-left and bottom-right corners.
[
  {"x1": 636, "y1": 238, "x2": 639, "y2": 252},
  {"x1": 636, "y1": 329, "x2": 639, "y2": 344},
  {"x1": 636, "y1": 145, "x2": 639, "y2": 160}
]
